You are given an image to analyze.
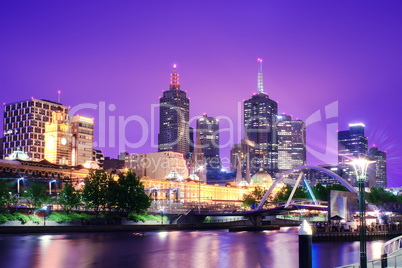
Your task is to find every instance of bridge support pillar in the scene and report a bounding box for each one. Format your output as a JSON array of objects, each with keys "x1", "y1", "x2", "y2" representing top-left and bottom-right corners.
[{"x1": 249, "y1": 215, "x2": 262, "y2": 226}]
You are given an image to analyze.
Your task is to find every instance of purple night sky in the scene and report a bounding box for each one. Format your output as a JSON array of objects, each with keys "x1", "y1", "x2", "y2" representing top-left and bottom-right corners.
[{"x1": 1, "y1": 1, "x2": 401, "y2": 186}]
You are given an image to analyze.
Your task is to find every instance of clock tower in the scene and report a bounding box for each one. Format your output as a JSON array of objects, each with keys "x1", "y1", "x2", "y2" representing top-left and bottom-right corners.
[{"x1": 44, "y1": 107, "x2": 72, "y2": 165}]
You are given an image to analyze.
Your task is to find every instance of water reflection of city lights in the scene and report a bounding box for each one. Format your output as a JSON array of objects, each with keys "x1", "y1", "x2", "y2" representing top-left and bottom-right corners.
[
  {"x1": 370, "y1": 241, "x2": 384, "y2": 260},
  {"x1": 157, "y1": 231, "x2": 169, "y2": 241}
]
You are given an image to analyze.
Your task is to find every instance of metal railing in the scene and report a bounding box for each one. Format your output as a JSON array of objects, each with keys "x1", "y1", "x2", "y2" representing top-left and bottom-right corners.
[
  {"x1": 337, "y1": 234, "x2": 402, "y2": 268},
  {"x1": 336, "y1": 251, "x2": 402, "y2": 267},
  {"x1": 383, "y1": 235, "x2": 402, "y2": 256}
]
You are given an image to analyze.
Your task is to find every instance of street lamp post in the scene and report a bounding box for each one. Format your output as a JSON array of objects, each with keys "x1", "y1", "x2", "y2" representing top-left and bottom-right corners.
[
  {"x1": 17, "y1": 178, "x2": 24, "y2": 197},
  {"x1": 351, "y1": 158, "x2": 373, "y2": 268},
  {"x1": 49, "y1": 179, "x2": 56, "y2": 196},
  {"x1": 198, "y1": 166, "x2": 204, "y2": 213}
]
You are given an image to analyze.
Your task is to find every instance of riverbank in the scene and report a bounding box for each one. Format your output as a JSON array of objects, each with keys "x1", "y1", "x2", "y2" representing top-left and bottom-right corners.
[{"x1": 313, "y1": 230, "x2": 402, "y2": 241}]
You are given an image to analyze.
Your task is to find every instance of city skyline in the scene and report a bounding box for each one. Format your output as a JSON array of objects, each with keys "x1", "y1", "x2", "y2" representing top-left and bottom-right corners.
[{"x1": 1, "y1": 1, "x2": 401, "y2": 186}]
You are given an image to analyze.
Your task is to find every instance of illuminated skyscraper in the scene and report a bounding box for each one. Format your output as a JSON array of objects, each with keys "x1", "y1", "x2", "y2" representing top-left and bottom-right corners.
[
  {"x1": 338, "y1": 123, "x2": 368, "y2": 165},
  {"x1": 3, "y1": 99, "x2": 69, "y2": 161},
  {"x1": 196, "y1": 114, "x2": 220, "y2": 170},
  {"x1": 158, "y1": 64, "x2": 190, "y2": 158},
  {"x1": 244, "y1": 59, "x2": 278, "y2": 175},
  {"x1": 338, "y1": 123, "x2": 369, "y2": 186},
  {"x1": 71, "y1": 116, "x2": 94, "y2": 166},
  {"x1": 369, "y1": 146, "x2": 387, "y2": 188},
  {"x1": 277, "y1": 114, "x2": 306, "y2": 172}
]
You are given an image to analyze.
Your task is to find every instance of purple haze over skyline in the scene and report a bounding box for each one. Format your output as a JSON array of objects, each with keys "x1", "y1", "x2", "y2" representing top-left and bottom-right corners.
[{"x1": 1, "y1": 1, "x2": 401, "y2": 186}]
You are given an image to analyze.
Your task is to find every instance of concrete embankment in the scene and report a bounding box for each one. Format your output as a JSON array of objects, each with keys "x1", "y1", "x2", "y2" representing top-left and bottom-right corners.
[{"x1": 313, "y1": 231, "x2": 402, "y2": 241}]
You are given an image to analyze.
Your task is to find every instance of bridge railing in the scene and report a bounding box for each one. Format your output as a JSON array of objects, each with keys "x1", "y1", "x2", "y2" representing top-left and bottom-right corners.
[
  {"x1": 337, "y1": 235, "x2": 402, "y2": 268},
  {"x1": 336, "y1": 251, "x2": 402, "y2": 268},
  {"x1": 382, "y1": 234, "x2": 402, "y2": 256}
]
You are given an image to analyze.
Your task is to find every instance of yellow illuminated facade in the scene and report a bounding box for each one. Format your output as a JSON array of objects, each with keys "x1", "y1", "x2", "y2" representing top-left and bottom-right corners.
[
  {"x1": 44, "y1": 109, "x2": 72, "y2": 165},
  {"x1": 141, "y1": 177, "x2": 249, "y2": 205}
]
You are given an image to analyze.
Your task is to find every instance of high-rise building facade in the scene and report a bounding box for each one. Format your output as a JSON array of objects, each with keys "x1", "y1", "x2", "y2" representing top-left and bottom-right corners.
[
  {"x1": 244, "y1": 59, "x2": 278, "y2": 175},
  {"x1": 196, "y1": 114, "x2": 220, "y2": 170},
  {"x1": 338, "y1": 123, "x2": 369, "y2": 187},
  {"x1": 277, "y1": 114, "x2": 306, "y2": 173},
  {"x1": 338, "y1": 123, "x2": 368, "y2": 165},
  {"x1": 71, "y1": 116, "x2": 94, "y2": 166},
  {"x1": 158, "y1": 65, "x2": 190, "y2": 158},
  {"x1": 277, "y1": 115, "x2": 292, "y2": 171},
  {"x1": 369, "y1": 146, "x2": 387, "y2": 188},
  {"x1": 230, "y1": 139, "x2": 255, "y2": 178},
  {"x1": 3, "y1": 99, "x2": 69, "y2": 161},
  {"x1": 291, "y1": 119, "x2": 306, "y2": 168},
  {"x1": 44, "y1": 108, "x2": 72, "y2": 165}
]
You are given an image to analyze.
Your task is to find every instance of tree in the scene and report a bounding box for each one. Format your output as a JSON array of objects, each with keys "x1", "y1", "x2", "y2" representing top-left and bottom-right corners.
[
  {"x1": 243, "y1": 186, "x2": 267, "y2": 207},
  {"x1": 366, "y1": 187, "x2": 397, "y2": 203},
  {"x1": 0, "y1": 180, "x2": 16, "y2": 209},
  {"x1": 273, "y1": 185, "x2": 310, "y2": 203},
  {"x1": 58, "y1": 184, "x2": 82, "y2": 213},
  {"x1": 23, "y1": 182, "x2": 52, "y2": 208},
  {"x1": 273, "y1": 185, "x2": 293, "y2": 202},
  {"x1": 82, "y1": 170, "x2": 112, "y2": 216},
  {"x1": 312, "y1": 183, "x2": 328, "y2": 201},
  {"x1": 111, "y1": 171, "x2": 151, "y2": 214}
]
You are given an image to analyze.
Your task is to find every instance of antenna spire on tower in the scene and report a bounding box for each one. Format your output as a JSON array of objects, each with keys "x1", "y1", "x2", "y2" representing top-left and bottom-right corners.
[
  {"x1": 58, "y1": 90, "x2": 61, "y2": 103},
  {"x1": 257, "y1": 58, "x2": 264, "y2": 94},
  {"x1": 170, "y1": 63, "x2": 180, "y2": 90}
]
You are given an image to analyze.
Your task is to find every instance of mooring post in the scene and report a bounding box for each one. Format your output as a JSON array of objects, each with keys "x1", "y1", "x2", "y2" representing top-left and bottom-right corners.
[{"x1": 299, "y1": 220, "x2": 312, "y2": 268}]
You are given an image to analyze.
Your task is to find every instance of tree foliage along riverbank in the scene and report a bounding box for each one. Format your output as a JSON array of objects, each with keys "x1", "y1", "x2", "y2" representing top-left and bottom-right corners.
[
  {"x1": 242, "y1": 183, "x2": 400, "y2": 207},
  {"x1": 0, "y1": 170, "x2": 151, "y2": 216}
]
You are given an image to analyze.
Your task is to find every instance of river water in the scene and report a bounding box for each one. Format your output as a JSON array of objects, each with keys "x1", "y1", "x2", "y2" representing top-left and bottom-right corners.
[{"x1": 0, "y1": 228, "x2": 384, "y2": 268}]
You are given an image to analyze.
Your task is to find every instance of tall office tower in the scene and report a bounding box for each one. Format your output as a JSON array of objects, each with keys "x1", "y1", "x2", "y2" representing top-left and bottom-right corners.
[
  {"x1": 244, "y1": 59, "x2": 278, "y2": 175},
  {"x1": 338, "y1": 123, "x2": 369, "y2": 187},
  {"x1": 44, "y1": 108, "x2": 72, "y2": 165},
  {"x1": 369, "y1": 146, "x2": 387, "y2": 188},
  {"x1": 230, "y1": 139, "x2": 255, "y2": 178},
  {"x1": 277, "y1": 114, "x2": 307, "y2": 173},
  {"x1": 158, "y1": 64, "x2": 190, "y2": 158},
  {"x1": 277, "y1": 115, "x2": 293, "y2": 171},
  {"x1": 196, "y1": 114, "x2": 220, "y2": 170},
  {"x1": 70, "y1": 116, "x2": 94, "y2": 166},
  {"x1": 3, "y1": 99, "x2": 69, "y2": 161},
  {"x1": 189, "y1": 127, "x2": 194, "y2": 155},
  {"x1": 338, "y1": 123, "x2": 368, "y2": 165},
  {"x1": 291, "y1": 119, "x2": 306, "y2": 168}
]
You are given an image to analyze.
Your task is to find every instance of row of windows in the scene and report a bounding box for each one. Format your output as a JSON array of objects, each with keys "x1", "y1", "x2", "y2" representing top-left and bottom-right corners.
[{"x1": 4, "y1": 134, "x2": 44, "y2": 143}]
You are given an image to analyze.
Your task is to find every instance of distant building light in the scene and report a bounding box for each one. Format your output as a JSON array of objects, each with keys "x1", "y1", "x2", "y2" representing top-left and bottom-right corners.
[{"x1": 349, "y1": 123, "x2": 365, "y2": 128}]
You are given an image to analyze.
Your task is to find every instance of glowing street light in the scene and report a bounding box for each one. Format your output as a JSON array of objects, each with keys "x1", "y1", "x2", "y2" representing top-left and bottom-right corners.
[
  {"x1": 49, "y1": 180, "x2": 56, "y2": 196},
  {"x1": 17, "y1": 177, "x2": 24, "y2": 197},
  {"x1": 350, "y1": 158, "x2": 374, "y2": 268}
]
